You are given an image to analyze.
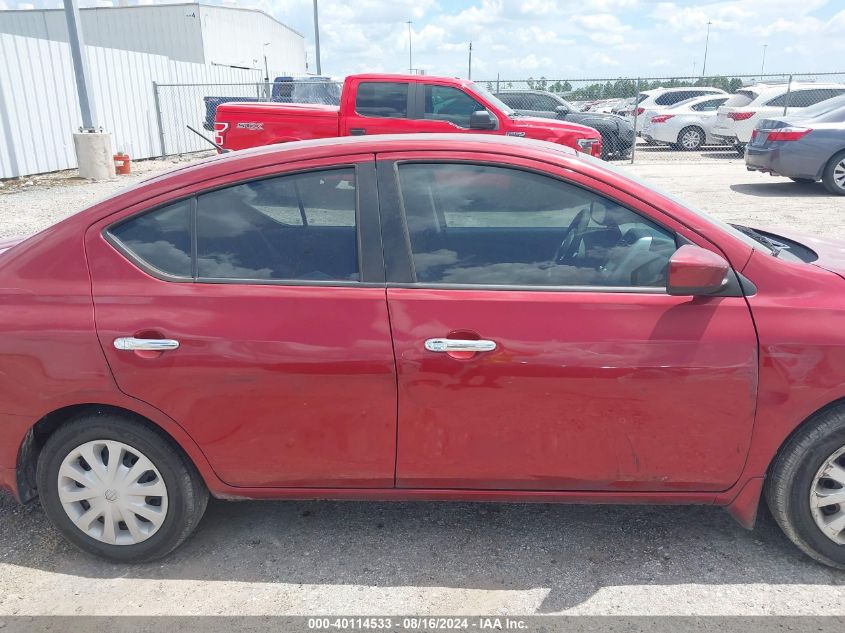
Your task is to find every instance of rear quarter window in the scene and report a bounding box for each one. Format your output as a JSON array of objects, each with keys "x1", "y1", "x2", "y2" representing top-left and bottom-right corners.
[{"x1": 724, "y1": 91, "x2": 757, "y2": 107}]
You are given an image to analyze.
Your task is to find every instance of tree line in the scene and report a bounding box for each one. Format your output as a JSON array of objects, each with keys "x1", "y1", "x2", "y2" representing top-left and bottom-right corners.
[{"x1": 486, "y1": 76, "x2": 747, "y2": 100}]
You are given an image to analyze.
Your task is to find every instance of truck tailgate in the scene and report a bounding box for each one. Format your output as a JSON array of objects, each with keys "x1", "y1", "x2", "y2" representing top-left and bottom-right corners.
[{"x1": 217, "y1": 102, "x2": 341, "y2": 150}]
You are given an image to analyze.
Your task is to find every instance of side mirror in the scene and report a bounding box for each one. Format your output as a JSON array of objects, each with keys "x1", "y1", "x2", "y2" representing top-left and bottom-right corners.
[
  {"x1": 555, "y1": 104, "x2": 570, "y2": 116},
  {"x1": 469, "y1": 111, "x2": 497, "y2": 130},
  {"x1": 666, "y1": 245, "x2": 730, "y2": 296}
]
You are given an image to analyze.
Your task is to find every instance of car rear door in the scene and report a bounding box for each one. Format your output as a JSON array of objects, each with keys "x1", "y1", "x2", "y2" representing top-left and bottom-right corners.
[
  {"x1": 86, "y1": 156, "x2": 398, "y2": 489},
  {"x1": 340, "y1": 80, "x2": 415, "y2": 137},
  {"x1": 377, "y1": 151, "x2": 758, "y2": 492}
]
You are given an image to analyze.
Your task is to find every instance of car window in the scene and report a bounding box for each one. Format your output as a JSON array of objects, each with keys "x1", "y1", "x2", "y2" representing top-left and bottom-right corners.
[
  {"x1": 530, "y1": 94, "x2": 559, "y2": 110},
  {"x1": 766, "y1": 88, "x2": 845, "y2": 108},
  {"x1": 196, "y1": 168, "x2": 358, "y2": 281},
  {"x1": 109, "y1": 200, "x2": 193, "y2": 278},
  {"x1": 691, "y1": 98, "x2": 728, "y2": 111},
  {"x1": 724, "y1": 90, "x2": 757, "y2": 107},
  {"x1": 422, "y1": 85, "x2": 486, "y2": 128},
  {"x1": 397, "y1": 163, "x2": 677, "y2": 288},
  {"x1": 355, "y1": 82, "x2": 409, "y2": 118},
  {"x1": 655, "y1": 91, "x2": 696, "y2": 106}
]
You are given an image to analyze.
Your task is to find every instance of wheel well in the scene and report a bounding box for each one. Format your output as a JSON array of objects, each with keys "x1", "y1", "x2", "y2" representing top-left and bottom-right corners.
[
  {"x1": 766, "y1": 397, "x2": 845, "y2": 480},
  {"x1": 16, "y1": 403, "x2": 193, "y2": 503}
]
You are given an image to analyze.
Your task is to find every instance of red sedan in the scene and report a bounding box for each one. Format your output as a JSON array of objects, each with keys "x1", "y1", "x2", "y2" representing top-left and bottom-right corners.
[{"x1": 2, "y1": 134, "x2": 845, "y2": 566}]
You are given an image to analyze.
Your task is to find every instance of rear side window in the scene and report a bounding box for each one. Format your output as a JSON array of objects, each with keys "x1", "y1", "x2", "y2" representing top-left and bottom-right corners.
[
  {"x1": 109, "y1": 200, "x2": 192, "y2": 278},
  {"x1": 767, "y1": 88, "x2": 845, "y2": 108},
  {"x1": 109, "y1": 168, "x2": 360, "y2": 283},
  {"x1": 691, "y1": 98, "x2": 728, "y2": 111},
  {"x1": 355, "y1": 82, "x2": 409, "y2": 118},
  {"x1": 724, "y1": 90, "x2": 757, "y2": 107}
]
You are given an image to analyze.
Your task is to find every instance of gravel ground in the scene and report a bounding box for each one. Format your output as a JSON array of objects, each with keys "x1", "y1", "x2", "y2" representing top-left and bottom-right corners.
[{"x1": 1, "y1": 148, "x2": 845, "y2": 617}]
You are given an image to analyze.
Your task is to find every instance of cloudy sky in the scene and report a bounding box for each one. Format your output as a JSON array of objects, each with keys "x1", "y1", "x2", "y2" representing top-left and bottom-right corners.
[{"x1": 4, "y1": 0, "x2": 845, "y2": 80}]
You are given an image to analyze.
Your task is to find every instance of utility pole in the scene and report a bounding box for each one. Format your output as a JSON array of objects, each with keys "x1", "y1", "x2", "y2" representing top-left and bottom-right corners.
[
  {"x1": 313, "y1": 0, "x2": 322, "y2": 75},
  {"x1": 701, "y1": 20, "x2": 712, "y2": 77},
  {"x1": 407, "y1": 20, "x2": 412, "y2": 73},
  {"x1": 760, "y1": 43, "x2": 768, "y2": 77},
  {"x1": 468, "y1": 41, "x2": 472, "y2": 79}
]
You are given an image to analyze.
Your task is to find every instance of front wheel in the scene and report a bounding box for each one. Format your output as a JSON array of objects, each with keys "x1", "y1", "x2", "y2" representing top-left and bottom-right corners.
[
  {"x1": 36, "y1": 412, "x2": 208, "y2": 562},
  {"x1": 822, "y1": 150, "x2": 845, "y2": 195},
  {"x1": 766, "y1": 406, "x2": 845, "y2": 568}
]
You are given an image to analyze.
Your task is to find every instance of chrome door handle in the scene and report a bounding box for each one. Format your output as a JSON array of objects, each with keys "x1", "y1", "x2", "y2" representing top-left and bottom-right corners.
[
  {"x1": 424, "y1": 338, "x2": 497, "y2": 353},
  {"x1": 114, "y1": 337, "x2": 180, "y2": 351}
]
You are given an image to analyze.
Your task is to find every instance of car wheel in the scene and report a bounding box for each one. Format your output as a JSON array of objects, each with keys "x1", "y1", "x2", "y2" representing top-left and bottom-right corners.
[
  {"x1": 790, "y1": 177, "x2": 816, "y2": 184},
  {"x1": 822, "y1": 150, "x2": 845, "y2": 196},
  {"x1": 36, "y1": 412, "x2": 208, "y2": 563},
  {"x1": 766, "y1": 405, "x2": 845, "y2": 568},
  {"x1": 677, "y1": 126, "x2": 704, "y2": 151}
]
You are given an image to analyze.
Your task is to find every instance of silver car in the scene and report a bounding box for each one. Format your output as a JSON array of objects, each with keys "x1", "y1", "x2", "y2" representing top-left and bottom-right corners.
[
  {"x1": 640, "y1": 95, "x2": 729, "y2": 150},
  {"x1": 745, "y1": 94, "x2": 845, "y2": 195}
]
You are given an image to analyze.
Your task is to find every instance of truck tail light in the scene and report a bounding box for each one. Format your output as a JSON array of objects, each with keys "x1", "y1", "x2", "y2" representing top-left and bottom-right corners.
[
  {"x1": 651, "y1": 114, "x2": 674, "y2": 123},
  {"x1": 214, "y1": 122, "x2": 229, "y2": 147},
  {"x1": 577, "y1": 138, "x2": 601, "y2": 156},
  {"x1": 728, "y1": 111, "x2": 754, "y2": 121},
  {"x1": 766, "y1": 127, "x2": 813, "y2": 142}
]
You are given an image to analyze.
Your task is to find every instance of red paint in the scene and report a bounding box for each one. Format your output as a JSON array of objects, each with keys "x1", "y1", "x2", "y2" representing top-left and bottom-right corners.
[
  {"x1": 1, "y1": 134, "x2": 844, "y2": 528},
  {"x1": 216, "y1": 74, "x2": 602, "y2": 157},
  {"x1": 667, "y1": 244, "x2": 730, "y2": 294}
]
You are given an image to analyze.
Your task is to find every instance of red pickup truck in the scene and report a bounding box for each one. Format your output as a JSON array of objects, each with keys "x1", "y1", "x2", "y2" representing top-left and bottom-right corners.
[{"x1": 214, "y1": 73, "x2": 603, "y2": 156}]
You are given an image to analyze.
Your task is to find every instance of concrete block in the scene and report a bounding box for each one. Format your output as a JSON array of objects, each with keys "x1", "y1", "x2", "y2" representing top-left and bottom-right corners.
[{"x1": 73, "y1": 132, "x2": 115, "y2": 180}]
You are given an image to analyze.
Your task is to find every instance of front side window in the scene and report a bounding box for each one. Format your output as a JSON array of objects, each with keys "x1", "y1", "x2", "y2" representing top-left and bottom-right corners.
[
  {"x1": 422, "y1": 85, "x2": 486, "y2": 128},
  {"x1": 397, "y1": 163, "x2": 677, "y2": 288},
  {"x1": 109, "y1": 169, "x2": 360, "y2": 283},
  {"x1": 355, "y1": 82, "x2": 409, "y2": 118}
]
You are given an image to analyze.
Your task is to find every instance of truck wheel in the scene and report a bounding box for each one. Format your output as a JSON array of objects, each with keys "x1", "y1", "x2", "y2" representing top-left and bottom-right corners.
[
  {"x1": 36, "y1": 412, "x2": 208, "y2": 563},
  {"x1": 766, "y1": 405, "x2": 845, "y2": 568},
  {"x1": 822, "y1": 150, "x2": 845, "y2": 196}
]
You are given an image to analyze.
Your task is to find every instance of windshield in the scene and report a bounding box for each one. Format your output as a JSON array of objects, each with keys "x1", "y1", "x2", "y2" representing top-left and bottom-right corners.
[{"x1": 471, "y1": 82, "x2": 514, "y2": 115}]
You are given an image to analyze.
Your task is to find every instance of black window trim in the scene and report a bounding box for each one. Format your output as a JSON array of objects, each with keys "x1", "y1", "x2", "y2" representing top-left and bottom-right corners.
[
  {"x1": 104, "y1": 162, "x2": 386, "y2": 287},
  {"x1": 381, "y1": 158, "x2": 685, "y2": 295}
]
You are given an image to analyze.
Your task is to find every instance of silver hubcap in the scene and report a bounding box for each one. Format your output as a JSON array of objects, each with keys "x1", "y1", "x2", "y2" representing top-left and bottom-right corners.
[
  {"x1": 57, "y1": 440, "x2": 168, "y2": 545},
  {"x1": 834, "y1": 159, "x2": 845, "y2": 189},
  {"x1": 810, "y1": 445, "x2": 845, "y2": 544},
  {"x1": 681, "y1": 129, "x2": 701, "y2": 149}
]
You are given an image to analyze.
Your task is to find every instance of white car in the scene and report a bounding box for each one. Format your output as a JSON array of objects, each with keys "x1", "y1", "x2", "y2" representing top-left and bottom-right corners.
[
  {"x1": 712, "y1": 82, "x2": 845, "y2": 154},
  {"x1": 641, "y1": 95, "x2": 729, "y2": 150},
  {"x1": 631, "y1": 87, "x2": 727, "y2": 133}
]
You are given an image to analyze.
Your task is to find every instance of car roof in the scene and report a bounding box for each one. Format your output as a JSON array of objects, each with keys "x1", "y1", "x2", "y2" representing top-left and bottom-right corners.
[{"x1": 744, "y1": 82, "x2": 845, "y2": 96}]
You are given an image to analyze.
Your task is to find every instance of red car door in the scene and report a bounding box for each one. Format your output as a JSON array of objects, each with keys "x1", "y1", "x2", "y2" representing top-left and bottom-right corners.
[
  {"x1": 378, "y1": 153, "x2": 758, "y2": 492},
  {"x1": 86, "y1": 157, "x2": 398, "y2": 488},
  {"x1": 339, "y1": 80, "x2": 416, "y2": 137}
]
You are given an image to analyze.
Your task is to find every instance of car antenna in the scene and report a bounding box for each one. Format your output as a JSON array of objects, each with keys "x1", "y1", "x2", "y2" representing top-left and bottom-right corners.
[{"x1": 186, "y1": 125, "x2": 231, "y2": 153}]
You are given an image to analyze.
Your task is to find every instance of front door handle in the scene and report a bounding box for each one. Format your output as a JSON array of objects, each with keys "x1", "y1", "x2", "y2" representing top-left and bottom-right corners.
[
  {"x1": 114, "y1": 337, "x2": 180, "y2": 351},
  {"x1": 424, "y1": 338, "x2": 497, "y2": 353}
]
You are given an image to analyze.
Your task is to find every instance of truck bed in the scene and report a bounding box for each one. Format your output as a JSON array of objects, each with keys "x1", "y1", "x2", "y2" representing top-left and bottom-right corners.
[{"x1": 216, "y1": 102, "x2": 341, "y2": 150}]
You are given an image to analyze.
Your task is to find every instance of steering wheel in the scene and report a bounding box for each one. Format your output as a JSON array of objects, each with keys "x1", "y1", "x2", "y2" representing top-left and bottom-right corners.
[{"x1": 553, "y1": 208, "x2": 591, "y2": 264}]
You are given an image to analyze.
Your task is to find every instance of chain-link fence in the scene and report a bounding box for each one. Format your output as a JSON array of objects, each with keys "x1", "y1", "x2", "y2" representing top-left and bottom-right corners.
[
  {"x1": 154, "y1": 72, "x2": 845, "y2": 162},
  {"x1": 153, "y1": 79, "x2": 342, "y2": 155}
]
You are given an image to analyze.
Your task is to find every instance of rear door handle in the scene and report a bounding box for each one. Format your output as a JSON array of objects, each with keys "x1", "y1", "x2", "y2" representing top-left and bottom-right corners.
[
  {"x1": 114, "y1": 337, "x2": 180, "y2": 351},
  {"x1": 349, "y1": 128, "x2": 367, "y2": 136},
  {"x1": 424, "y1": 338, "x2": 497, "y2": 353}
]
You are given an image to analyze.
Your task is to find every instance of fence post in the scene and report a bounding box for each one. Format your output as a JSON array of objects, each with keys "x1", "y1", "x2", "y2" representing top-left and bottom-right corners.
[
  {"x1": 783, "y1": 74, "x2": 793, "y2": 116},
  {"x1": 152, "y1": 81, "x2": 167, "y2": 157},
  {"x1": 630, "y1": 77, "x2": 640, "y2": 165}
]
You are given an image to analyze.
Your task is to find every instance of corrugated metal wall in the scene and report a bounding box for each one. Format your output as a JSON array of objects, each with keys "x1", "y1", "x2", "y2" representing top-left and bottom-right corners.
[{"x1": 0, "y1": 33, "x2": 264, "y2": 178}]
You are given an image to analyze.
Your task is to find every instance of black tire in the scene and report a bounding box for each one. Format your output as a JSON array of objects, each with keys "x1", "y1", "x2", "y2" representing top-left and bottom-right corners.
[
  {"x1": 766, "y1": 405, "x2": 845, "y2": 568},
  {"x1": 36, "y1": 412, "x2": 208, "y2": 563},
  {"x1": 789, "y1": 177, "x2": 816, "y2": 184},
  {"x1": 822, "y1": 150, "x2": 845, "y2": 196},
  {"x1": 676, "y1": 126, "x2": 704, "y2": 151}
]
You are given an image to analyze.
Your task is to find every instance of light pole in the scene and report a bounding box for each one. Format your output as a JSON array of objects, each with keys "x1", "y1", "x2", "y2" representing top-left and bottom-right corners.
[
  {"x1": 468, "y1": 41, "x2": 472, "y2": 79},
  {"x1": 760, "y1": 43, "x2": 768, "y2": 77},
  {"x1": 263, "y1": 41, "x2": 271, "y2": 99},
  {"x1": 407, "y1": 20, "x2": 412, "y2": 74},
  {"x1": 313, "y1": 0, "x2": 322, "y2": 76},
  {"x1": 701, "y1": 20, "x2": 712, "y2": 77}
]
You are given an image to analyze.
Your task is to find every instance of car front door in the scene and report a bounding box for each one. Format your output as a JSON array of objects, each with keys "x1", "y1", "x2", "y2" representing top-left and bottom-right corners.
[
  {"x1": 377, "y1": 153, "x2": 758, "y2": 492},
  {"x1": 86, "y1": 156, "x2": 398, "y2": 488},
  {"x1": 408, "y1": 82, "x2": 500, "y2": 133}
]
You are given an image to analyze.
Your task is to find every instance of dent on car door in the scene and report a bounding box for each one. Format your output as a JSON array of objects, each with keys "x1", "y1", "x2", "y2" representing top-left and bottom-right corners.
[
  {"x1": 85, "y1": 156, "x2": 398, "y2": 488},
  {"x1": 376, "y1": 154, "x2": 758, "y2": 492}
]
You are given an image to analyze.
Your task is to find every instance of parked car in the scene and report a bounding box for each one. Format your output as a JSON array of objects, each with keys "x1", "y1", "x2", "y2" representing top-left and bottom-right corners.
[
  {"x1": 745, "y1": 94, "x2": 845, "y2": 194},
  {"x1": 6, "y1": 133, "x2": 845, "y2": 567},
  {"x1": 713, "y1": 82, "x2": 845, "y2": 155},
  {"x1": 494, "y1": 89, "x2": 635, "y2": 159},
  {"x1": 201, "y1": 76, "x2": 340, "y2": 130},
  {"x1": 630, "y1": 87, "x2": 727, "y2": 134},
  {"x1": 214, "y1": 74, "x2": 602, "y2": 157},
  {"x1": 640, "y1": 94, "x2": 729, "y2": 150}
]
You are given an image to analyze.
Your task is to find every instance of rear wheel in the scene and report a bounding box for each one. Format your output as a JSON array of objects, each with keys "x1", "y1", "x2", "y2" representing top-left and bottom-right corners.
[
  {"x1": 36, "y1": 412, "x2": 208, "y2": 562},
  {"x1": 822, "y1": 151, "x2": 845, "y2": 196},
  {"x1": 766, "y1": 405, "x2": 845, "y2": 568},
  {"x1": 676, "y1": 126, "x2": 704, "y2": 151}
]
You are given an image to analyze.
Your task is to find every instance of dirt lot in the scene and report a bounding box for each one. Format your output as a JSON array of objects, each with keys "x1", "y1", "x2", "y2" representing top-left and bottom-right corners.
[{"x1": 2, "y1": 149, "x2": 845, "y2": 618}]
